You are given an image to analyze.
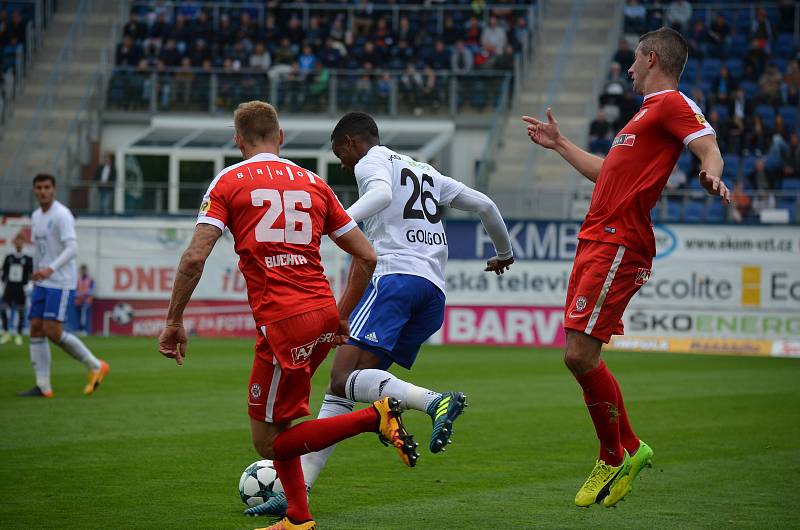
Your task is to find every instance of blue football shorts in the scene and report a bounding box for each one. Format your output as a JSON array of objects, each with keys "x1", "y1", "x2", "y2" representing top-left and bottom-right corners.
[
  {"x1": 347, "y1": 273, "x2": 445, "y2": 370},
  {"x1": 29, "y1": 286, "x2": 75, "y2": 322}
]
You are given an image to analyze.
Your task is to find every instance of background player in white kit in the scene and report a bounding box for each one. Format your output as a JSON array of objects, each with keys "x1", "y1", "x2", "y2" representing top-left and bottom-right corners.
[
  {"x1": 247, "y1": 112, "x2": 514, "y2": 517},
  {"x1": 17, "y1": 174, "x2": 109, "y2": 398}
]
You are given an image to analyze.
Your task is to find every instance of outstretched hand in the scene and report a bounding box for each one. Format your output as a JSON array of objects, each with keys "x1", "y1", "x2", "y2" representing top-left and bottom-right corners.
[
  {"x1": 699, "y1": 170, "x2": 731, "y2": 204},
  {"x1": 485, "y1": 256, "x2": 514, "y2": 275},
  {"x1": 522, "y1": 108, "x2": 561, "y2": 149},
  {"x1": 159, "y1": 323, "x2": 188, "y2": 365}
]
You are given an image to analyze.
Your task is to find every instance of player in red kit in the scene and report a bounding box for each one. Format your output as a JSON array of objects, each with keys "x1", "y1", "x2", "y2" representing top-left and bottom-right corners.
[
  {"x1": 523, "y1": 28, "x2": 731, "y2": 508},
  {"x1": 158, "y1": 101, "x2": 419, "y2": 530}
]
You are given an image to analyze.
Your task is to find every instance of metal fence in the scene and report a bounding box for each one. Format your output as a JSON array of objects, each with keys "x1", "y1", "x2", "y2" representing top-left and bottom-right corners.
[{"x1": 104, "y1": 67, "x2": 513, "y2": 117}]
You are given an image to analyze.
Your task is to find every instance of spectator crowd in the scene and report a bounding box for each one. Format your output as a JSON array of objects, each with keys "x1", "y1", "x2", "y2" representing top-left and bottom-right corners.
[
  {"x1": 109, "y1": 1, "x2": 532, "y2": 114},
  {"x1": 590, "y1": 0, "x2": 800, "y2": 222}
]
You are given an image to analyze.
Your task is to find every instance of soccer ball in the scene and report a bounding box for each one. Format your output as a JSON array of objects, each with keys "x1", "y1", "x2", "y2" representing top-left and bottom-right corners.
[
  {"x1": 111, "y1": 302, "x2": 134, "y2": 325},
  {"x1": 238, "y1": 459, "x2": 278, "y2": 507}
]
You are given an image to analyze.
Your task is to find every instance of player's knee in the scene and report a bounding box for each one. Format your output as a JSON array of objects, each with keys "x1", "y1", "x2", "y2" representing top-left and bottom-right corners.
[
  {"x1": 563, "y1": 350, "x2": 589, "y2": 375},
  {"x1": 329, "y1": 370, "x2": 349, "y2": 398},
  {"x1": 43, "y1": 321, "x2": 63, "y2": 342},
  {"x1": 253, "y1": 439, "x2": 277, "y2": 460}
]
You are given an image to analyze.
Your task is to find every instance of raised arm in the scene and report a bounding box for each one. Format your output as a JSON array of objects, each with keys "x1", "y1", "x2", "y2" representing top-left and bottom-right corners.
[
  {"x1": 522, "y1": 108, "x2": 604, "y2": 183},
  {"x1": 449, "y1": 186, "x2": 514, "y2": 274},
  {"x1": 688, "y1": 134, "x2": 730, "y2": 203},
  {"x1": 331, "y1": 226, "x2": 378, "y2": 343},
  {"x1": 158, "y1": 223, "x2": 222, "y2": 364}
]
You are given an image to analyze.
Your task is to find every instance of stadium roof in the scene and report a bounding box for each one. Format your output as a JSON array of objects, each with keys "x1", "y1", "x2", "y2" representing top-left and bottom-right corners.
[{"x1": 120, "y1": 116, "x2": 454, "y2": 177}]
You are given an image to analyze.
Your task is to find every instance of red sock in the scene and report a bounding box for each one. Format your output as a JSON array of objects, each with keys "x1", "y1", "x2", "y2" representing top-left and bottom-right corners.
[
  {"x1": 610, "y1": 373, "x2": 640, "y2": 455},
  {"x1": 273, "y1": 406, "x2": 378, "y2": 460},
  {"x1": 273, "y1": 457, "x2": 312, "y2": 523},
  {"x1": 575, "y1": 361, "x2": 624, "y2": 466}
]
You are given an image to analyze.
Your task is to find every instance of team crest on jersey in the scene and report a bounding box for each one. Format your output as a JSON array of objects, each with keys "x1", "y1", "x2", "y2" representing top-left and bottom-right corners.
[
  {"x1": 611, "y1": 134, "x2": 636, "y2": 148},
  {"x1": 250, "y1": 383, "x2": 262, "y2": 399},
  {"x1": 635, "y1": 268, "x2": 652, "y2": 285},
  {"x1": 575, "y1": 296, "x2": 588, "y2": 312},
  {"x1": 695, "y1": 113, "x2": 707, "y2": 125},
  {"x1": 633, "y1": 109, "x2": 649, "y2": 121}
]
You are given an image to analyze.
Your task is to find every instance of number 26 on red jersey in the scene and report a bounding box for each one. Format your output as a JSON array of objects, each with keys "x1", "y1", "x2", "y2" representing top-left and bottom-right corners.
[{"x1": 251, "y1": 189, "x2": 312, "y2": 244}]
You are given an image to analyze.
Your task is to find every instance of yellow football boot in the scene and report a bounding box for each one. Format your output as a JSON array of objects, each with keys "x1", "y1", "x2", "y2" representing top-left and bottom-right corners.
[
  {"x1": 374, "y1": 396, "x2": 419, "y2": 467},
  {"x1": 256, "y1": 516, "x2": 316, "y2": 530},
  {"x1": 574, "y1": 450, "x2": 631, "y2": 507},
  {"x1": 604, "y1": 441, "x2": 654, "y2": 507},
  {"x1": 84, "y1": 360, "x2": 109, "y2": 395}
]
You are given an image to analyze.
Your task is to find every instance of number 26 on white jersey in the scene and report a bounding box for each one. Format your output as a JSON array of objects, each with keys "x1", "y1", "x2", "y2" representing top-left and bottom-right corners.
[{"x1": 251, "y1": 189, "x2": 312, "y2": 244}]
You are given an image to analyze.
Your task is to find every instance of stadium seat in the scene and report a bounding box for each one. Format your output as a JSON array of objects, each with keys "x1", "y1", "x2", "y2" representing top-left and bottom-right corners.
[
  {"x1": 779, "y1": 107, "x2": 797, "y2": 134},
  {"x1": 728, "y1": 35, "x2": 748, "y2": 58},
  {"x1": 723, "y1": 154, "x2": 740, "y2": 180},
  {"x1": 774, "y1": 34, "x2": 797, "y2": 59},
  {"x1": 740, "y1": 81, "x2": 758, "y2": 100},
  {"x1": 701, "y1": 58, "x2": 721, "y2": 75},
  {"x1": 706, "y1": 200, "x2": 725, "y2": 221},
  {"x1": 782, "y1": 178, "x2": 800, "y2": 191},
  {"x1": 777, "y1": 198, "x2": 798, "y2": 222},
  {"x1": 755, "y1": 104, "x2": 776, "y2": 129},
  {"x1": 713, "y1": 104, "x2": 730, "y2": 121},
  {"x1": 684, "y1": 199, "x2": 705, "y2": 221},
  {"x1": 678, "y1": 152, "x2": 693, "y2": 175},
  {"x1": 725, "y1": 58, "x2": 744, "y2": 79},
  {"x1": 666, "y1": 199, "x2": 682, "y2": 221}
]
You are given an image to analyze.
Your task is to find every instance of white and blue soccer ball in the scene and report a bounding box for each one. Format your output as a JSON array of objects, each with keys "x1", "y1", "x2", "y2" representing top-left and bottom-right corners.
[
  {"x1": 111, "y1": 302, "x2": 134, "y2": 325},
  {"x1": 238, "y1": 459, "x2": 278, "y2": 507}
]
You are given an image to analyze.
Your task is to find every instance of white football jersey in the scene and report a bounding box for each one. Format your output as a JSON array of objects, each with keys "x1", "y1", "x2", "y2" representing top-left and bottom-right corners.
[
  {"x1": 354, "y1": 145, "x2": 465, "y2": 292},
  {"x1": 31, "y1": 200, "x2": 78, "y2": 289}
]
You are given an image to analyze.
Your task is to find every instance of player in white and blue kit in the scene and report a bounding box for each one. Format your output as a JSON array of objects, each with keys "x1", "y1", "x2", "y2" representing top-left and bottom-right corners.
[
  {"x1": 247, "y1": 112, "x2": 514, "y2": 517},
  {"x1": 17, "y1": 174, "x2": 109, "y2": 398}
]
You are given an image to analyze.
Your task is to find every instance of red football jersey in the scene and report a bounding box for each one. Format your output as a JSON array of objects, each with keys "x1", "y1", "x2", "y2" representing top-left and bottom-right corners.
[
  {"x1": 578, "y1": 89, "x2": 715, "y2": 256},
  {"x1": 197, "y1": 152, "x2": 355, "y2": 325}
]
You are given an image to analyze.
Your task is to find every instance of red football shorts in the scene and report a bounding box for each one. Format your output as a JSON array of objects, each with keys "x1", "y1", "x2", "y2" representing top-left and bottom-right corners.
[
  {"x1": 248, "y1": 304, "x2": 339, "y2": 423},
  {"x1": 564, "y1": 240, "x2": 653, "y2": 343}
]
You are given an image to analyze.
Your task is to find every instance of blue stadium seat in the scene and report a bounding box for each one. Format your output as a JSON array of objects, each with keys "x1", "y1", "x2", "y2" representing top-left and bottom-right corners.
[
  {"x1": 678, "y1": 152, "x2": 693, "y2": 175},
  {"x1": 725, "y1": 58, "x2": 744, "y2": 79},
  {"x1": 728, "y1": 35, "x2": 748, "y2": 58},
  {"x1": 755, "y1": 104, "x2": 776, "y2": 129},
  {"x1": 774, "y1": 33, "x2": 797, "y2": 59},
  {"x1": 683, "y1": 58, "x2": 699, "y2": 79},
  {"x1": 713, "y1": 104, "x2": 730, "y2": 121},
  {"x1": 741, "y1": 156, "x2": 758, "y2": 183},
  {"x1": 723, "y1": 154, "x2": 740, "y2": 180},
  {"x1": 701, "y1": 58, "x2": 721, "y2": 75},
  {"x1": 740, "y1": 80, "x2": 758, "y2": 99},
  {"x1": 774, "y1": 58, "x2": 789, "y2": 74},
  {"x1": 779, "y1": 107, "x2": 798, "y2": 134},
  {"x1": 684, "y1": 200, "x2": 705, "y2": 221},
  {"x1": 650, "y1": 206, "x2": 659, "y2": 222},
  {"x1": 706, "y1": 200, "x2": 725, "y2": 221},
  {"x1": 782, "y1": 178, "x2": 800, "y2": 191},
  {"x1": 777, "y1": 198, "x2": 798, "y2": 222},
  {"x1": 666, "y1": 199, "x2": 682, "y2": 221}
]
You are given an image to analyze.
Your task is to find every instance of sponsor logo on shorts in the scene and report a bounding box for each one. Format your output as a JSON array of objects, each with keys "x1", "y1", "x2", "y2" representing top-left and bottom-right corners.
[
  {"x1": 611, "y1": 134, "x2": 636, "y2": 148},
  {"x1": 290, "y1": 332, "x2": 336, "y2": 365},
  {"x1": 635, "y1": 268, "x2": 652, "y2": 286},
  {"x1": 250, "y1": 383, "x2": 262, "y2": 399}
]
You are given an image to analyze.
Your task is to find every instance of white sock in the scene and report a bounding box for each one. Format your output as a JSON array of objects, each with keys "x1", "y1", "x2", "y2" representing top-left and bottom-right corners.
[
  {"x1": 58, "y1": 332, "x2": 101, "y2": 370},
  {"x1": 272, "y1": 394, "x2": 355, "y2": 495},
  {"x1": 344, "y1": 369, "x2": 440, "y2": 413},
  {"x1": 29, "y1": 337, "x2": 52, "y2": 393}
]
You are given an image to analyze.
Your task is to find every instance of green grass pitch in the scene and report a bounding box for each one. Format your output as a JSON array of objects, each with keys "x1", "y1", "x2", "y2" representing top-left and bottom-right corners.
[{"x1": 1, "y1": 337, "x2": 799, "y2": 529}]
